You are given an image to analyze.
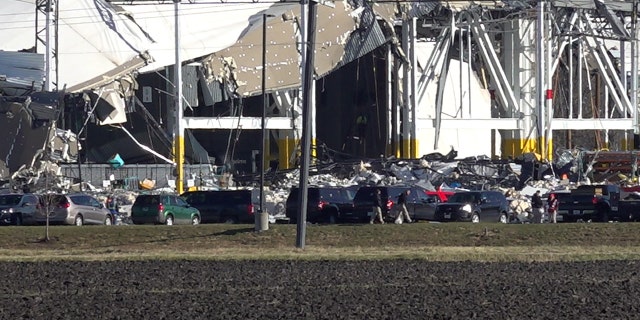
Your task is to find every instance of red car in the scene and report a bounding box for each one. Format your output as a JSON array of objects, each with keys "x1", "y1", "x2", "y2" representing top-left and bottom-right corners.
[{"x1": 425, "y1": 190, "x2": 454, "y2": 203}]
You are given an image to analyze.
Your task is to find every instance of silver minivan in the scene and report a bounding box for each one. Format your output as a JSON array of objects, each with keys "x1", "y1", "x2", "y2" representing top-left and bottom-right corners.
[{"x1": 38, "y1": 194, "x2": 114, "y2": 226}]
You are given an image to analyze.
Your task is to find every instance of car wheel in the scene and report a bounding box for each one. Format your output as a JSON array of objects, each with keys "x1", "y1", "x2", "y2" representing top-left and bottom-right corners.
[
  {"x1": 104, "y1": 215, "x2": 113, "y2": 225},
  {"x1": 75, "y1": 215, "x2": 84, "y2": 226},
  {"x1": 165, "y1": 215, "x2": 174, "y2": 226},
  {"x1": 499, "y1": 213, "x2": 508, "y2": 224},
  {"x1": 471, "y1": 213, "x2": 480, "y2": 223},
  {"x1": 13, "y1": 214, "x2": 22, "y2": 226},
  {"x1": 192, "y1": 215, "x2": 200, "y2": 225},
  {"x1": 328, "y1": 212, "x2": 338, "y2": 224}
]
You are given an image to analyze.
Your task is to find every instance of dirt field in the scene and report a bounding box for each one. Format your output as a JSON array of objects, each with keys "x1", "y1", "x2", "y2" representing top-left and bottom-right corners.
[{"x1": 1, "y1": 259, "x2": 639, "y2": 319}]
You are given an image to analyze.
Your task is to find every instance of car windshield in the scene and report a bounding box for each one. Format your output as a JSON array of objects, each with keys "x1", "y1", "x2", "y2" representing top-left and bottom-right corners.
[
  {"x1": 447, "y1": 192, "x2": 480, "y2": 203},
  {"x1": 0, "y1": 195, "x2": 22, "y2": 206}
]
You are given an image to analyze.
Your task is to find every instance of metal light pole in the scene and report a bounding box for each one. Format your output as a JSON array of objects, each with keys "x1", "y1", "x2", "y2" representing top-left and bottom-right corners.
[
  {"x1": 296, "y1": 0, "x2": 317, "y2": 249},
  {"x1": 257, "y1": 13, "x2": 274, "y2": 232},
  {"x1": 174, "y1": 0, "x2": 185, "y2": 195}
]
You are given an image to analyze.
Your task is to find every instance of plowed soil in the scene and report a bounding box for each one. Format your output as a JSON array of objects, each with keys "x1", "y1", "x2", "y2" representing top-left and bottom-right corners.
[{"x1": 1, "y1": 260, "x2": 639, "y2": 319}]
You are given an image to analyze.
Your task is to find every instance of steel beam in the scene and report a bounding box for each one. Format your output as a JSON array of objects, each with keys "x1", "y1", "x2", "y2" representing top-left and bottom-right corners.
[
  {"x1": 429, "y1": 118, "x2": 634, "y2": 131},
  {"x1": 183, "y1": 117, "x2": 293, "y2": 130}
]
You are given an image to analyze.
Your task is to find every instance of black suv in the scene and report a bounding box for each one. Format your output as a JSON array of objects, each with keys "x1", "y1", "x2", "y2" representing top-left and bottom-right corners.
[
  {"x1": 0, "y1": 193, "x2": 39, "y2": 225},
  {"x1": 434, "y1": 190, "x2": 510, "y2": 223},
  {"x1": 351, "y1": 185, "x2": 440, "y2": 223},
  {"x1": 181, "y1": 189, "x2": 257, "y2": 224},
  {"x1": 285, "y1": 186, "x2": 357, "y2": 224}
]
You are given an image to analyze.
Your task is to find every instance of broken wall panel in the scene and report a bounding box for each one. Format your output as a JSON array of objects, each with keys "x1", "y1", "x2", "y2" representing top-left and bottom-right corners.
[
  {"x1": 0, "y1": 100, "x2": 51, "y2": 173},
  {"x1": 182, "y1": 66, "x2": 199, "y2": 108},
  {"x1": 202, "y1": 1, "x2": 391, "y2": 97},
  {"x1": 59, "y1": 163, "x2": 217, "y2": 190}
]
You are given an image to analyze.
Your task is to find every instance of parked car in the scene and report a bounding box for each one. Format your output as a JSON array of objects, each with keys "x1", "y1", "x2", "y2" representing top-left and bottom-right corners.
[
  {"x1": 433, "y1": 190, "x2": 510, "y2": 223},
  {"x1": 556, "y1": 184, "x2": 624, "y2": 222},
  {"x1": 181, "y1": 189, "x2": 256, "y2": 224},
  {"x1": 38, "y1": 194, "x2": 115, "y2": 226},
  {"x1": 0, "y1": 193, "x2": 39, "y2": 225},
  {"x1": 351, "y1": 185, "x2": 440, "y2": 223},
  {"x1": 131, "y1": 194, "x2": 201, "y2": 225},
  {"x1": 285, "y1": 186, "x2": 357, "y2": 224}
]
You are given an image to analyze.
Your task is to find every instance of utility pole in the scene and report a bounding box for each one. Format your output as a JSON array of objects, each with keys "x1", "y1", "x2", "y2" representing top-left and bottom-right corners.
[
  {"x1": 632, "y1": 0, "x2": 639, "y2": 146},
  {"x1": 257, "y1": 13, "x2": 274, "y2": 232},
  {"x1": 536, "y1": 0, "x2": 546, "y2": 158},
  {"x1": 296, "y1": 0, "x2": 317, "y2": 249},
  {"x1": 174, "y1": 0, "x2": 185, "y2": 194}
]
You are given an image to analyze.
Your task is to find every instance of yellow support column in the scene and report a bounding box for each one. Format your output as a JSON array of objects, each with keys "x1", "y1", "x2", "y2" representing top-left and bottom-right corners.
[
  {"x1": 410, "y1": 139, "x2": 418, "y2": 158},
  {"x1": 402, "y1": 139, "x2": 411, "y2": 158},
  {"x1": 311, "y1": 137, "x2": 316, "y2": 165},
  {"x1": 502, "y1": 137, "x2": 539, "y2": 159},
  {"x1": 174, "y1": 135, "x2": 184, "y2": 194},
  {"x1": 546, "y1": 138, "x2": 553, "y2": 161},
  {"x1": 277, "y1": 136, "x2": 299, "y2": 169}
]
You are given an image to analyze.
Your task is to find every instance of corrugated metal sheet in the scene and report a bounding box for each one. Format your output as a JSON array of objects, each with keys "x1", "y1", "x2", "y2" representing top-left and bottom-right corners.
[
  {"x1": 0, "y1": 51, "x2": 44, "y2": 94},
  {"x1": 407, "y1": 2, "x2": 442, "y2": 18},
  {"x1": 431, "y1": 1, "x2": 506, "y2": 12},
  {"x1": 197, "y1": 67, "x2": 226, "y2": 105},
  {"x1": 29, "y1": 92, "x2": 60, "y2": 120},
  {"x1": 203, "y1": 1, "x2": 386, "y2": 97},
  {"x1": 317, "y1": 5, "x2": 387, "y2": 78},
  {"x1": 552, "y1": 0, "x2": 637, "y2": 12},
  {"x1": 59, "y1": 163, "x2": 216, "y2": 190},
  {"x1": 500, "y1": 0, "x2": 534, "y2": 9},
  {"x1": 182, "y1": 66, "x2": 199, "y2": 107}
]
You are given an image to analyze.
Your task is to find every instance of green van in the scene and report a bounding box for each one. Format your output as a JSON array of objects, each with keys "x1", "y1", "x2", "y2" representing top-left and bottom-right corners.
[{"x1": 131, "y1": 194, "x2": 201, "y2": 226}]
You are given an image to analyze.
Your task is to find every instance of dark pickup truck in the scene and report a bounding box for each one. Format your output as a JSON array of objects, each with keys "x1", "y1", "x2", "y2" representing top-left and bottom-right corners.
[{"x1": 555, "y1": 184, "x2": 632, "y2": 222}]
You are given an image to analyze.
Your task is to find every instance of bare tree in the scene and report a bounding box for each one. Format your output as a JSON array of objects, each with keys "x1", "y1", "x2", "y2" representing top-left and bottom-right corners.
[{"x1": 37, "y1": 172, "x2": 63, "y2": 242}]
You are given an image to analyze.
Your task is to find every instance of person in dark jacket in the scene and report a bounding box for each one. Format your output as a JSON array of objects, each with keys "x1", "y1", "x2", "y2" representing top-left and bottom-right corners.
[
  {"x1": 394, "y1": 190, "x2": 412, "y2": 224},
  {"x1": 370, "y1": 189, "x2": 385, "y2": 224},
  {"x1": 547, "y1": 193, "x2": 559, "y2": 224},
  {"x1": 531, "y1": 190, "x2": 544, "y2": 223}
]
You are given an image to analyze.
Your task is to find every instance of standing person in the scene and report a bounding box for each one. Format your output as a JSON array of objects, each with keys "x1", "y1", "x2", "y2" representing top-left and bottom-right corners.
[
  {"x1": 547, "y1": 193, "x2": 559, "y2": 224},
  {"x1": 531, "y1": 190, "x2": 544, "y2": 223},
  {"x1": 394, "y1": 189, "x2": 413, "y2": 224},
  {"x1": 370, "y1": 189, "x2": 385, "y2": 224}
]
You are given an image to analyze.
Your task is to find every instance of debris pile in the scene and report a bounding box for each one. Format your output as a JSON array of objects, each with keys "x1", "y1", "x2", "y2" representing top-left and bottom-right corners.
[{"x1": 3, "y1": 142, "x2": 640, "y2": 223}]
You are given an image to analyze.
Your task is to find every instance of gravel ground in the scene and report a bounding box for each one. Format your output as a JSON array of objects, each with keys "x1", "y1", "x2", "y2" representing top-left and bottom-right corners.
[{"x1": 0, "y1": 260, "x2": 639, "y2": 319}]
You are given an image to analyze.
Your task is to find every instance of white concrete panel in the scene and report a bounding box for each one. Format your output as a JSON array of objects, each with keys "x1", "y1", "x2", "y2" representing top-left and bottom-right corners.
[
  {"x1": 415, "y1": 51, "x2": 494, "y2": 158},
  {"x1": 441, "y1": 58, "x2": 492, "y2": 119},
  {"x1": 415, "y1": 127, "x2": 494, "y2": 159}
]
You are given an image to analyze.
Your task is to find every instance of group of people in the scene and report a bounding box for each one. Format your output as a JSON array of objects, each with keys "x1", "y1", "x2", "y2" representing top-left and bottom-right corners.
[
  {"x1": 369, "y1": 189, "x2": 413, "y2": 225},
  {"x1": 369, "y1": 188, "x2": 561, "y2": 225},
  {"x1": 531, "y1": 190, "x2": 559, "y2": 223}
]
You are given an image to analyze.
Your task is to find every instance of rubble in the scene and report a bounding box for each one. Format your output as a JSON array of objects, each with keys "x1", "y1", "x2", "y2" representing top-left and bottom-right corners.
[{"x1": 2, "y1": 136, "x2": 640, "y2": 224}]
